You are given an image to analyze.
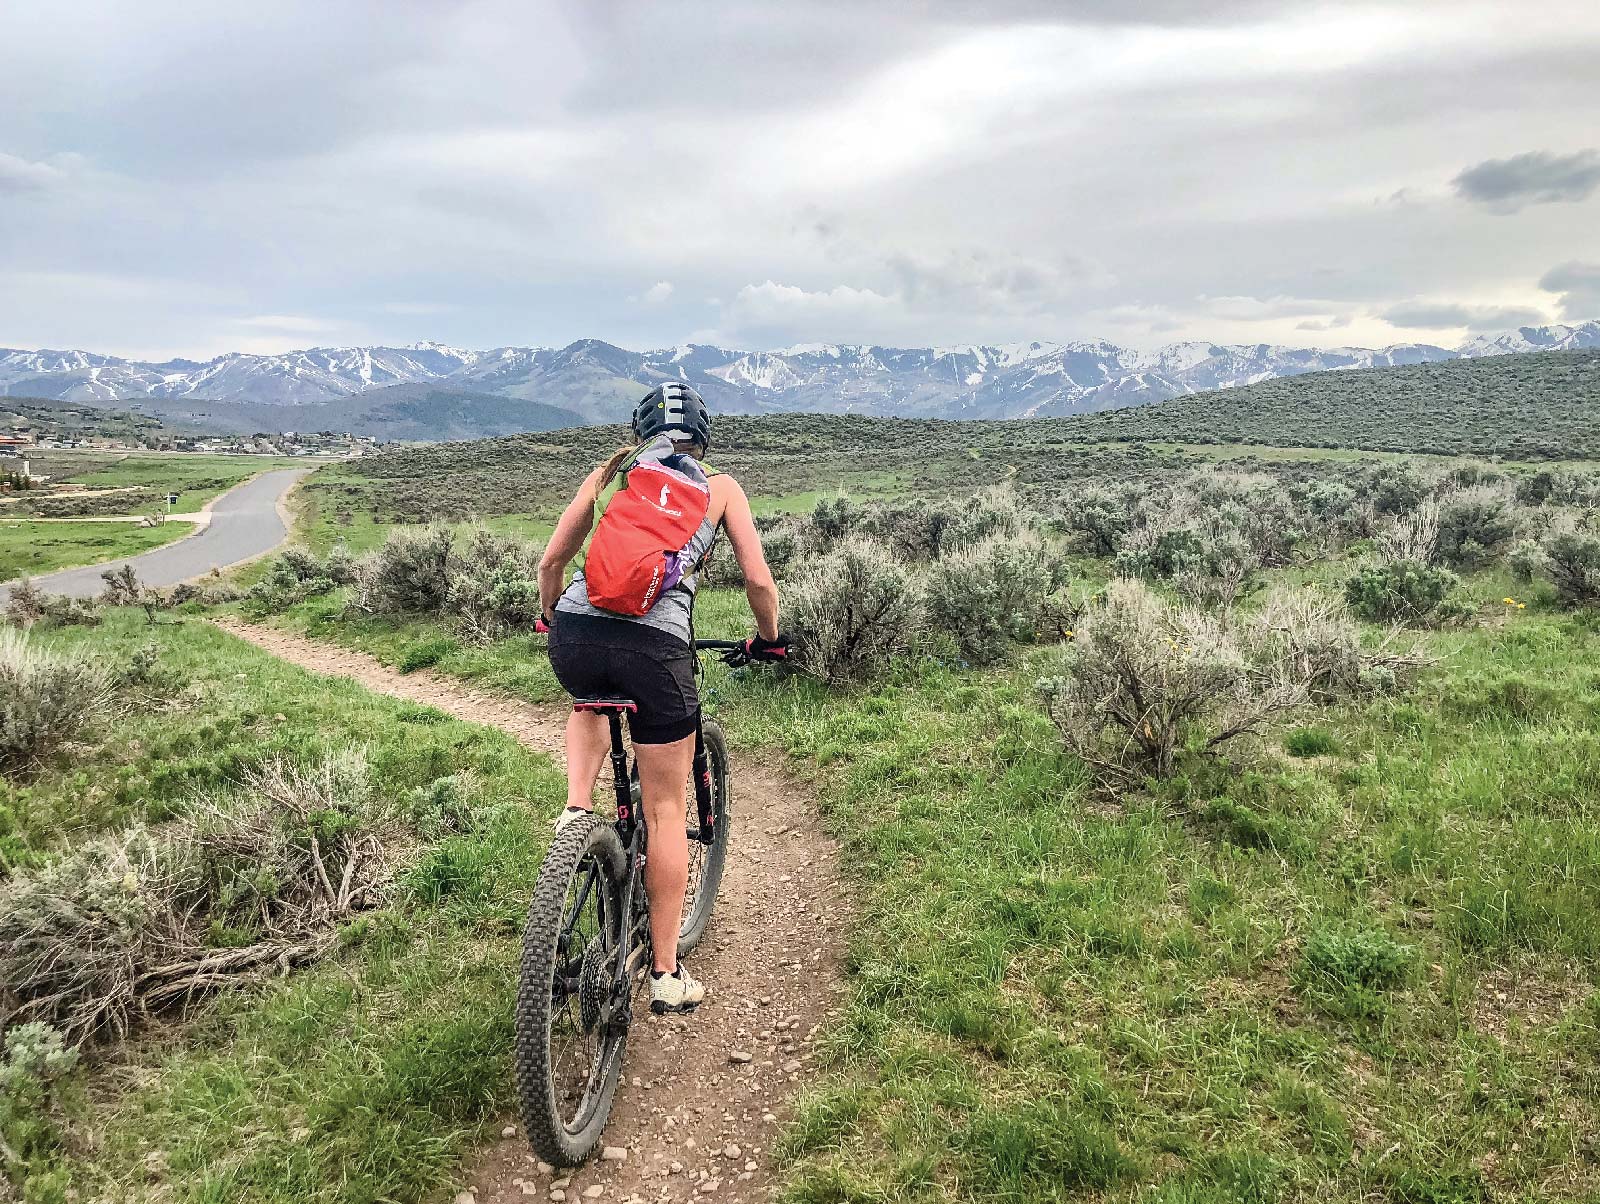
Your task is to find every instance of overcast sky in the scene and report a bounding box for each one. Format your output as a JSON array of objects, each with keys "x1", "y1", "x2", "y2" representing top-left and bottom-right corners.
[{"x1": 3, "y1": 0, "x2": 1598, "y2": 360}]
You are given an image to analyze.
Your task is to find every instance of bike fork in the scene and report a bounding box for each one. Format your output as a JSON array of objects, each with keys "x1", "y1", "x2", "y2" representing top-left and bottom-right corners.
[{"x1": 691, "y1": 721, "x2": 714, "y2": 845}]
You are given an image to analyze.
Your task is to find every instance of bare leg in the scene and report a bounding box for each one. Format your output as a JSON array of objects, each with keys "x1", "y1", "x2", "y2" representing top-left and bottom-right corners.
[
  {"x1": 563, "y1": 710, "x2": 610, "y2": 810},
  {"x1": 634, "y1": 732, "x2": 695, "y2": 975}
]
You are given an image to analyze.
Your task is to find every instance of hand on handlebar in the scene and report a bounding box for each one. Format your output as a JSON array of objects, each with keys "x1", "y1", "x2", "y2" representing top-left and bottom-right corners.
[{"x1": 743, "y1": 632, "x2": 792, "y2": 663}]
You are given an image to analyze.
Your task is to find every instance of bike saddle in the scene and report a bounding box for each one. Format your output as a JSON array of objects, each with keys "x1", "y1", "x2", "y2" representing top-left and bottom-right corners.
[{"x1": 572, "y1": 697, "x2": 639, "y2": 715}]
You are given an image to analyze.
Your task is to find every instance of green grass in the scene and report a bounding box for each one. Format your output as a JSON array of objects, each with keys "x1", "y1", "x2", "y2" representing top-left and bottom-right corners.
[
  {"x1": 44, "y1": 451, "x2": 307, "y2": 508},
  {"x1": 231, "y1": 568, "x2": 1600, "y2": 1202},
  {"x1": 3, "y1": 609, "x2": 563, "y2": 1202},
  {"x1": 0, "y1": 518, "x2": 196, "y2": 580}
]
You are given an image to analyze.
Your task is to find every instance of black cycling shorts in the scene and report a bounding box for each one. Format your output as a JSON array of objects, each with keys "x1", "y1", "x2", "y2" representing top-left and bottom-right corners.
[{"x1": 547, "y1": 611, "x2": 700, "y2": 744}]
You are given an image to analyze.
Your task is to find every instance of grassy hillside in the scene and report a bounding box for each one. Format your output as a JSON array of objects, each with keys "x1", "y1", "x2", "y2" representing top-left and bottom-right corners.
[
  {"x1": 214, "y1": 450, "x2": 1600, "y2": 1203},
  {"x1": 10, "y1": 382, "x2": 1600, "y2": 1201},
  {"x1": 1058, "y1": 349, "x2": 1600, "y2": 458}
]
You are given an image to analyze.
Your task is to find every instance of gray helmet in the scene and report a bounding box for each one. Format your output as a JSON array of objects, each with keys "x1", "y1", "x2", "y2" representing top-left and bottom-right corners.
[{"x1": 632, "y1": 382, "x2": 711, "y2": 452}]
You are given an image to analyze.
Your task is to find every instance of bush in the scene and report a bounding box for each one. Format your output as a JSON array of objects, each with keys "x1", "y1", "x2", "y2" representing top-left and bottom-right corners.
[
  {"x1": 946, "y1": 482, "x2": 1036, "y2": 550},
  {"x1": 1036, "y1": 583, "x2": 1290, "y2": 780},
  {"x1": 857, "y1": 501, "x2": 962, "y2": 562},
  {"x1": 757, "y1": 518, "x2": 804, "y2": 578},
  {"x1": 352, "y1": 524, "x2": 455, "y2": 615},
  {"x1": 3, "y1": 582, "x2": 101, "y2": 629},
  {"x1": 1376, "y1": 499, "x2": 1442, "y2": 564},
  {"x1": 1366, "y1": 464, "x2": 1430, "y2": 515},
  {"x1": 1544, "y1": 532, "x2": 1600, "y2": 607},
  {"x1": 0, "y1": 630, "x2": 113, "y2": 777},
  {"x1": 1507, "y1": 538, "x2": 1544, "y2": 584},
  {"x1": 1059, "y1": 487, "x2": 1135, "y2": 555},
  {"x1": 247, "y1": 552, "x2": 338, "y2": 613},
  {"x1": 0, "y1": 749, "x2": 390, "y2": 1043},
  {"x1": 1037, "y1": 582, "x2": 1402, "y2": 781},
  {"x1": 97, "y1": 564, "x2": 143, "y2": 607},
  {"x1": 787, "y1": 536, "x2": 922, "y2": 683},
  {"x1": 1344, "y1": 560, "x2": 1461, "y2": 625},
  {"x1": 923, "y1": 533, "x2": 1065, "y2": 665},
  {"x1": 445, "y1": 526, "x2": 543, "y2": 640},
  {"x1": 1434, "y1": 486, "x2": 1517, "y2": 569}
]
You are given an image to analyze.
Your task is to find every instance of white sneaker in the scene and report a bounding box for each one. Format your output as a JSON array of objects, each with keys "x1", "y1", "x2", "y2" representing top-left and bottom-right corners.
[
  {"x1": 650, "y1": 966, "x2": 706, "y2": 1014},
  {"x1": 553, "y1": 807, "x2": 592, "y2": 837}
]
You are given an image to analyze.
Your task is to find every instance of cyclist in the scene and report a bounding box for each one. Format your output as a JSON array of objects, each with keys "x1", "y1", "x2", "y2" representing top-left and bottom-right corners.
[{"x1": 537, "y1": 382, "x2": 788, "y2": 1015}]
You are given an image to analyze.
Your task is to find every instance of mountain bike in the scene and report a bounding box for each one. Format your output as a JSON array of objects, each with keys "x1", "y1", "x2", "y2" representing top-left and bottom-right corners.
[{"x1": 514, "y1": 638, "x2": 751, "y2": 1166}]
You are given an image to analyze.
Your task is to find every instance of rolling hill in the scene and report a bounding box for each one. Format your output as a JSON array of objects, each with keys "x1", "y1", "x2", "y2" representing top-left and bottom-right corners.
[{"x1": 1054, "y1": 348, "x2": 1600, "y2": 459}]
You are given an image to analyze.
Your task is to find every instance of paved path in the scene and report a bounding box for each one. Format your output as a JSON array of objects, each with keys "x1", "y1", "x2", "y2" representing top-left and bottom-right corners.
[{"x1": 2, "y1": 468, "x2": 308, "y2": 598}]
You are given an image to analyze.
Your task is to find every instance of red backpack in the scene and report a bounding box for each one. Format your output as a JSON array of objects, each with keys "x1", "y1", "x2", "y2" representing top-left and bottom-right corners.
[{"x1": 583, "y1": 438, "x2": 712, "y2": 615}]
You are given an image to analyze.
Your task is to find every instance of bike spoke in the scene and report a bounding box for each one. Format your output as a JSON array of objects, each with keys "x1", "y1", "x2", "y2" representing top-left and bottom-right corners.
[{"x1": 547, "y1": 856, "x2": 614, "y2": 1133}]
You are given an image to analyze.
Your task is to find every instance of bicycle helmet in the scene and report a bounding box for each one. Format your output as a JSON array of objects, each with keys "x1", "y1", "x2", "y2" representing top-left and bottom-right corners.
[{"x1": 632, "y1": 382, "x2": 711, "y2": 452}]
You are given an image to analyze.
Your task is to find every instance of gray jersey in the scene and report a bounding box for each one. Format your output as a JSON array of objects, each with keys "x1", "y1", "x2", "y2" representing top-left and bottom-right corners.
[{"x1": 556, "y1": 515, "x2": 717, "y2": 644}]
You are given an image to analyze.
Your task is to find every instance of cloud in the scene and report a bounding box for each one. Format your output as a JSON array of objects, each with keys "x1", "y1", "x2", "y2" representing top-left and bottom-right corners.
[
  {"x1": 639, "y1": 281, "x2": 675, "y2": 306},
  {"x1": 4, "y1": 1, "x2": 1600, "y2": 355},
  {"x1": 1538, "y1": 261, "x2": 1600, "y2": 320},
  {"x1": 0, "y1": 150, "x2": 84, "y2": 193},
  {"x1": 1452, "y1": 148, "x2": 1600, "y2": 213},
  {"x1": 231, "y1": 314, "x2": 345, "y2": 335},
  {"x1": 717, "y1": 281, "x2": 900, "y2": 344},
  {"x1": 1380, "y1": 300, "x2": 1549, "y2": 331},
  {"x1": 380, "y1": 301, "x2": 458, "y2": 316},
  {"x1": 1196, "y1": 294, "x2": 1341, "y2": 321}
]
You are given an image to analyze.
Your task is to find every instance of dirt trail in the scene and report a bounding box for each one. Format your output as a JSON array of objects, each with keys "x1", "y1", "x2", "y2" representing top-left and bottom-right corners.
[{"x1": 214, "y1": 620, "x2": 848, "y2": 1204}]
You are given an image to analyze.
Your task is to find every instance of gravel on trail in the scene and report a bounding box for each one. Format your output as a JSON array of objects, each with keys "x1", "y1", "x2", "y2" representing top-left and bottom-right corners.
[{"x1": 214, "y1": 619, "x2": 850, "y2": 1204}]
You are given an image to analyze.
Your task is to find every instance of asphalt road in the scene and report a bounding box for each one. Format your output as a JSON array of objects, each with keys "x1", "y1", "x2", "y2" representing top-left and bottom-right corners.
[{"x1": 2, "y1": 468, "x2": 308, "y2": 599}]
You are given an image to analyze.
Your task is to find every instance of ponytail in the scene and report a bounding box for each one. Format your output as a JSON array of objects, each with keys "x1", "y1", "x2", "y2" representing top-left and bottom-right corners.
[{"x1": 598, "y1": 445, "x2": 635, "y2": 489}]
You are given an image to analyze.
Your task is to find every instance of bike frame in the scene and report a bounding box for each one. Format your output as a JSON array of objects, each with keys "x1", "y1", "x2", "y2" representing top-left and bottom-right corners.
[{"x1": 581, "y1": 638, "x2": 744, "y2": 1035}]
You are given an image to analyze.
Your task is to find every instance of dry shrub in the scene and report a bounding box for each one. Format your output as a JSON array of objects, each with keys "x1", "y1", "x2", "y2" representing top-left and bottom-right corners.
[
  {"x1": 1544, "y1": 531, "x2": 1600, "y2": 607},
  {"x1": 1036, "y1": 581, "x2": 1408, "y2": 782},
  {"x1": 946, "y1": 482, "x2": 1035, "y2": 550},
  {"x1": 0, "y1": 749, "x2": 394, "y2": 1044},
  {"x1": 1434, "y1": 484, "x2": 1518, "y2": 569},
  {"x1": 446, "y1": 525, "x2": 542, "y2": 641},
  {"x1": 3, "y1": 581, "x2": 100, "y2": 630},
  {"x1": 1376, "y1": 499, "x2": 1442, "y2": 565},
  {"x1": 97, "y1": 565, "x2": 143, "y2": 607},
  {"x1": 757, "y1": 517, "x2": 805, "y2": 579},
  {"x1": 923, "y1": 532, "x2": 1065, "y2": 666},
  {"x1": 787, "y1": 536, "x2": 922, "y2": 683},
  {"x1": 0, "y1": 630, "x2": 113, "y2": 777},
  {"x1": 352, "y1": 524, "x2": 454, "y2": 614}
]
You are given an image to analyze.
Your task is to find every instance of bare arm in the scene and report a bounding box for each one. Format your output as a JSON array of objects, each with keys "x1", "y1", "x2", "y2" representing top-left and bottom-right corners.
[
  {"x1": 539, "y1": 467, "x2": 603, "y2": 620},
  {"x1": 718, "y1": 476, "x2": 780, "y2": 641}
]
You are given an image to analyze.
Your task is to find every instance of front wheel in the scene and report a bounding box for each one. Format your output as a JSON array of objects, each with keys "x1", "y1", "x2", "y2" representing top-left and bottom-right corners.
[
  {"x1": 515, "y1": 814, "x2": 629, "y2": 1166},
  {"x1": 679, "y1": 717, "x2": 730, "y2": 956}
]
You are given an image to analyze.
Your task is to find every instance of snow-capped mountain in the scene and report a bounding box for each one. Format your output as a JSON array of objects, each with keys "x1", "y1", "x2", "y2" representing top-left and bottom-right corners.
[{"x1": 2, "y1": 320, "x2": 1595, "y2": 429}]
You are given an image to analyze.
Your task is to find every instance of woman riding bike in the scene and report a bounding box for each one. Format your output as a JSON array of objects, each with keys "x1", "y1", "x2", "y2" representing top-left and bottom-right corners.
[{"x1": 537, "y1": 382, "x2": 787, "y2": 1015}]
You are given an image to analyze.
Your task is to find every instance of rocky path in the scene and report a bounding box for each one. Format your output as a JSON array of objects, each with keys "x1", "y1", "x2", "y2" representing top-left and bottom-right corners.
[{"x1": 214, "y1": 620, "x2": 849, "y2": 1204}]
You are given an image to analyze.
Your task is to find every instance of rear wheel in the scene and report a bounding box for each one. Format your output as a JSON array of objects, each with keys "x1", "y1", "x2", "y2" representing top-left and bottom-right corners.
[
  {"x1": 515, "y1": 815, "x2": 629, "y2": 1166},
  {"x1": 678, "y1": 717, "x2": 730, "y2": 956}
]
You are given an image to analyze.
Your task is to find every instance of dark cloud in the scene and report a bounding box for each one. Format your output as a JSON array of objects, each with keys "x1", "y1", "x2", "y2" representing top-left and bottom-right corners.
[
  {"x1": 1453, "y1": 148, "x2": 1600, "y2": 213},
  {"x1": 1381, "y1": 301, "x2": 1549, "y2": 331},
  {"x1": 1539, "y1": 261, "x2": 1600, "y2": 319}
]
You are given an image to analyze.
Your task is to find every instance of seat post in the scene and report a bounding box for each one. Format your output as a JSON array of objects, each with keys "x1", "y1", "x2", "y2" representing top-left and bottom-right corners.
[{"x1": 608, "y1": 712, "x2": 634, "y2": 839}]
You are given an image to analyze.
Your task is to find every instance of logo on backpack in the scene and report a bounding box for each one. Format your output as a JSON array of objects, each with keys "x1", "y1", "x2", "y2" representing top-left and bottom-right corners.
[{"x1": 583, "y1": 437, "x2": 710, "y2": 616}]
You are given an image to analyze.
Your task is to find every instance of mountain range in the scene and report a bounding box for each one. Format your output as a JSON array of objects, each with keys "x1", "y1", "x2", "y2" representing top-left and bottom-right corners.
[{"x1": 2, "y1": 320, "x2": 1596, "y2": 438}]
